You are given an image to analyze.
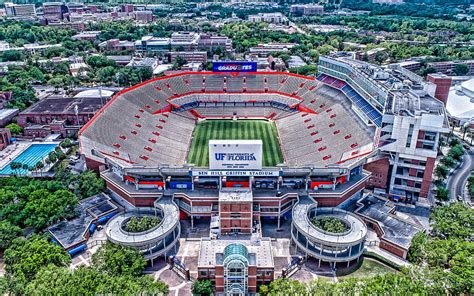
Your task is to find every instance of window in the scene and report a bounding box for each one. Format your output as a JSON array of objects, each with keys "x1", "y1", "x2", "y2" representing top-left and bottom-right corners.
[{"x1": 406, "y1": 124, "x2": 414, "y2": 148}]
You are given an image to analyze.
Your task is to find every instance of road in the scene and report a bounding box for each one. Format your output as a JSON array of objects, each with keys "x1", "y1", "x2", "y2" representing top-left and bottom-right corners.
[{"x1": 446, "y1": 149, "x2": 474, "y2": 203}]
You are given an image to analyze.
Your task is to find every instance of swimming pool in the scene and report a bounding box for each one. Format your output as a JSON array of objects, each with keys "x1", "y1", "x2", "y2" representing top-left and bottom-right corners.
[{"x1": 0, "y1": 143, "x2": 58, "y2": 175}]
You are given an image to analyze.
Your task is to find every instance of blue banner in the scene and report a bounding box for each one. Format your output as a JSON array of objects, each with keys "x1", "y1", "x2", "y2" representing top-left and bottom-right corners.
[{"x1": 212, "y1": 61, "x2": 257, "y2": 72}]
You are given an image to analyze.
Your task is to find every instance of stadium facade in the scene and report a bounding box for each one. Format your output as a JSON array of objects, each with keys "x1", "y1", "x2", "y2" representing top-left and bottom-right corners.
[{"x1": 78, "y1": 58, "x2": 448, "y2": 292}]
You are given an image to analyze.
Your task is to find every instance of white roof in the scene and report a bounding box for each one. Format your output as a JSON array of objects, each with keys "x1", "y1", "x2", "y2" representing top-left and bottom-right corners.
[
  {"x1": 153, "y1": 64, "x2": 173, "y2": 75},
  {"x1": 460, "y1": 78, "x2": 474, "y2": 93},
  {"x1": 74, "y1": 89, "x2": 114, "y2": 98},
  {"x1": 446, "y1": 88, "x2": 474, "y2": 120}
]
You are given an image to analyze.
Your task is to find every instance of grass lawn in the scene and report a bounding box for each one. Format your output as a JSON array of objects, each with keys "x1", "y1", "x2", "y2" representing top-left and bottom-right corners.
[
  {"x1": 187, "y1": 119, "x2": 283, "y2": 167},
  {"x1": 337, "y1": 258, "x2": 396, "y2": 280}
]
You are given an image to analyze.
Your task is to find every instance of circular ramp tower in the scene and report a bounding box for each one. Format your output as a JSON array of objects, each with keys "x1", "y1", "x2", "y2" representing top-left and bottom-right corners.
[
  {"x1": 105, "y1": 196, "x2": 180, "y2": 261},
  {"x1": 291, "y1": 195, "x2": 367, "y2": 269}
]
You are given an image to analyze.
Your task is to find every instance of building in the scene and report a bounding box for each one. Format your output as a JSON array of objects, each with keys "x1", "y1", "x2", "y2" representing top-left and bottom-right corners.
[
  {"x1": 355, "y1": 194, "x2": 422, "y2": 259},
  {"x1": 72, "y1": 31, "x2": 101, "y2": 41},
  {"x1": 287, "y1": 56, "x2": 307, "y2": 69},
  {"x1": 99, "y1": 39, "x2": 135, "y2": 52},
  {"x1": 167, "y1": 51, "x2": 208, "y2": 64},
  {"x1": 198, "y1": 241, "x2": 274, "y2": 294},
  {"x1": 131, "y1": 10, "x2": 154, "y2": 22},
  {"x1": 79, "y1": 71, "x2": 374, "y2": 233},
  {"x1": 17, "y1": 91, "x2": 113, "y2": 138},
  {"x1": 171, "y1": 32, "x2": 200, "y2": 51},
  {"x1": 356, "y1": 48, "x2": 388, "y2": 63},
  {"x1": 198, "y1": 34, "x2": 233, "y2": 53},
  {"x1": 0, "y1": 108, "x2": 19, "y2": 127},
  {"x1": 135, "y1": 36, "x2": 171, "y2": 53},
  {"x1": 0, "y1": 92, "x2": 13, "y2": 109},
  {"x1": 4, "y1": 2, "x2": 36, "y2": 17},
  {"x1": 42, "y1": 2, "x2": 68, "y2": 21},
  {"x1": 0, "y1": 128, "x2": 12, "y2": 151},
  {"x1": 318, "y1": 56, "x2": 449, "y2": 201},
  {"x1": 135, "y1": 33, "x2": 233, "y2": 54},
  {"x1": 248, "y1": 13, "x2": 288, "y2": 24},
  {"x1": 48, "y1": 194, "x2": 119, "y2": 255},
  {"x1": 121, "y1": 4, "x2": 134, "y2": 13},
  {"x1": 292, "y1": 196, "x2": 367, "y2": 268},
  {"x1": 126, "y1": 57, "x2": 159, "y2": 71},
  {"x1": 249, "y1": 56, "x2": 286, "y2": 71},
  {"x1": 249, "y1": 43, "x2": 296, "y2": 57},
  {"x1": 290, "y1": 4, "x2": 324, "y2": 16},
  {"x1": 426, "y1": 60, "x2": 474, "y2": 76},
  {"x1": 219, "y1": 189, "x2": 253, "y2": 234},
  {"x1": 427, "y1": 73, "x2": 452, "y2": 105}
]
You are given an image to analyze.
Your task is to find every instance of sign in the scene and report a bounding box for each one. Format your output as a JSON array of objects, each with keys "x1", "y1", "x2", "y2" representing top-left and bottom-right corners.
[
  {"x1": 212, "y1": 61, "x2": 257, "y2": 72},
  {"x1": 209, "y1": 140, "x2": 262, "y2": 170},
  {"x1": 190, "y1": 170, "x2": 281, "y2": 177}
]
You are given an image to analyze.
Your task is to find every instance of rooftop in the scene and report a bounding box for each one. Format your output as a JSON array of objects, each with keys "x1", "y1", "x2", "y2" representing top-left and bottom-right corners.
[
  {"x1": 198, "y1": 238, "x2": 273, "y2": 268},
  {"x1": 21, "y1": 95, "x2": 107, "y2": 114},
  {"x1": 219, "y1": 188, "x2": 253, "y2": 203},
  {"x1": 48, "y1": 193, "x2": 118, "y2": 249},
  {"x1": 355, "y1": 194, "x2": 423, "y2": 249}
]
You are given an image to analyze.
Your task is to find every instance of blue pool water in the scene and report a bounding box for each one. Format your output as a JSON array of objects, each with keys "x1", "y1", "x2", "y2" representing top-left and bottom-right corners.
[{"x1": 0, "y1": 143, "x2": 58, "y2": 175}]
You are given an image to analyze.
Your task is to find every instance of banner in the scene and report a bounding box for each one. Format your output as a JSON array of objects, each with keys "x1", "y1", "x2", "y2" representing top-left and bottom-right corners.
[
  {"x1": 212, "y1": 61, "x2": 257, "y2": 72},
  {"x1": 209, "y1": 140, "x2": 262, "y2": 170},
  {"x1": 190, "y1": 170, "x2": 281, "y2": 177}
]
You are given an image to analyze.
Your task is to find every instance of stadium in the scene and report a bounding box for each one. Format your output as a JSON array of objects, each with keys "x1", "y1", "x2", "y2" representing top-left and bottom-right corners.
[{"x1": 79, "y1": 65, "x2": 378, "y2": 291}]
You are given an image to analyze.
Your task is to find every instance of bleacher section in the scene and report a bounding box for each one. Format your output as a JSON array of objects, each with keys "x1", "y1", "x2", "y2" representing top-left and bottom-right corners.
[
  {"x1": 276, "y1": 102, "x2": 373, "y2": 167},
  {"x1": 80, "y1": 72, "x2": 374, "y2": 168},
  {"x1": 317, "y1": 74, "x2": 382, "y2": 127}
]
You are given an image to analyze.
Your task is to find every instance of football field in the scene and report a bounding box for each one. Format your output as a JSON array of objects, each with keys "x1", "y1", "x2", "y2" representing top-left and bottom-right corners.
[{"x1": 187, "y1": 120, "x2": 283, "y2": 167}]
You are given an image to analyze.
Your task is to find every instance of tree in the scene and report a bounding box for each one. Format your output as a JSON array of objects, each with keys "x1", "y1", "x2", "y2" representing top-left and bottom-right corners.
[
  {"x1": 453, "y1": 64, "x2": 469, "y2": 76},
  {"x1": 0, "y1": 221, "x2": 23, "y2": 250},
  {"x1": 4, "y1": 235, "x2": 70, "y2": 291},
  {"x1": 60, "y1": 138, "x2": 72, "y2": 148},
  {"x1": 48, "y1": 151, "x2": 58, "y2": 163},
  {"x1": 260, "y1": 278, "x2": 307, "y2": 295},
  {"x1": 435, "y1": 187, "x2": 449, "y2": 201},
  {"x1": 48, "y1": 76, "x2": 65, "y2": 92},
  {"x1": 192, "y1": 279, "x2": 213, "y2": 296},
  {"x1": 92, "y1": 243, "x2": 146, "y2": 277},
  {"x1": 440, "y1": 156, "x2": 456, "y2": 168},
  {"x1": 67, "y1": 171, "x2": 105, "y2": 199},
  {"x1": 9, "y1": 162, "x2": 22, "y2": 176},
  {"x1": 420, "y1": 67, "x2": 437, "y2": 76},
  {"x1": 430, "y1": 203, "x2": 474, "y2": 240},
  {"x1": 434, "y1": 164, "x2": 449, "y2": 180},
  {"x1": 25, "y1": 265, "x2": 169, "y2": 296},
  {"x1": 447, "y1": 144, "x2": 464, "y2": 161},
  {"x1": 21, "y1": 189, "x2": 78, "y2": 229},
  {"x1": 1, "y1": 50, "x2": 23, "y2": 62},
  {"x1": 5, "y1": 123, "x2": 23, "y2": 136}
]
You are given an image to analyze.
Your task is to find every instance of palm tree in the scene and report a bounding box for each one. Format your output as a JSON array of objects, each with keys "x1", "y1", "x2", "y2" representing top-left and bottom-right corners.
[
  {"x1": 9, "y1": 162, "x2": 22, "y2": 176},
  {"x1": 35, "y1": 161, "x2": 44, "y2": 177},
  {"x1": 22, "y1": 163, "x2": 31, "y2": 176}
]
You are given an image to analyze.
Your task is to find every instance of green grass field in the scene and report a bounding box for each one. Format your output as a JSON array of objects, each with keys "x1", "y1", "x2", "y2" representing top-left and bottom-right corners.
[{"x1": 187, "y1": 120, "x2": 283, "y2": 167}]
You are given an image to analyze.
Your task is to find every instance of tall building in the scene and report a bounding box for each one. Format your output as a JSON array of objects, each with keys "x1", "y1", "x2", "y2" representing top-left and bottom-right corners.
[
  {"x1": 290, "y1": 4, "x2": 324, "y2": 16},
  {"x1": 427, "y1": 73, "x2": 452, "y2": 105},
  {"x1": 426, "y1": 60, "x2": 474, "y2": 76},
  {"x1": 4, "y1": 2, "x2": 36, "y2": 17},
  {"x1": 42, "y1": 2, "x2": 68, "y2": 21},
  {"x1": 318, "y1": 56, "x2": 450, "y2": 201},
  {"x1": 248, "y1": 13, "x2": 288, "y2": 24}
]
